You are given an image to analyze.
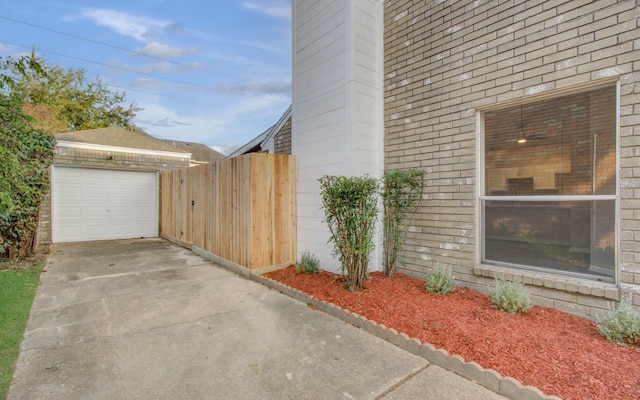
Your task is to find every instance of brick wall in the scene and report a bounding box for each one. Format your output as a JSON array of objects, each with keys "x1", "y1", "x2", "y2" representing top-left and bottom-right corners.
[
  {"x1": 53, "y1": 147, "x2": 190, "y2": 170},
  {"x1": 383, "y1": 0, "x2": 640, "y2": 318}
]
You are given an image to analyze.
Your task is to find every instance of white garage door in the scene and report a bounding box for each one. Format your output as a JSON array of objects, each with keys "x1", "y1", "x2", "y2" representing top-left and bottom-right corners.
[{"x1": 52, "y1": 166, "x2": 159, "y2": 243}]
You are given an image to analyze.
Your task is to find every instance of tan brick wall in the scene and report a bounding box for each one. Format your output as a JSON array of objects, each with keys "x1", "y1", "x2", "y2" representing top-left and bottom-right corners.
[
  {"x1": 37, "y1": 180, "x2": 52, "y2": 245},
  {"x1": 53, "y1": 147, "x2": 190, "y2": 171},
  {"x1": 383, "y1": 0, "x2": 640, "y2": 318}
]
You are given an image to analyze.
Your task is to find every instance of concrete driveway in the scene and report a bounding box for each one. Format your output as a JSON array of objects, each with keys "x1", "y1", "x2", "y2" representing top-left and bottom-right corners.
[{"x1": 8, "y1": 239, "x2": 507, "y2": 400}]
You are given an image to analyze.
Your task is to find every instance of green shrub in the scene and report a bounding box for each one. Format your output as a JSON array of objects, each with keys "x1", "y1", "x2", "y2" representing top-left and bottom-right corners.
[
  {"x1": 489, "y1": 278, "x2": 531, "y2": 314},
  {"x1": 597, "y1": 297, "x2": 640, "y2": 347},
  {"x1": 0, "y1": 57, "x2": 55, "y2": 259},
  {"x1": 319, "y1": 175, "x2": 378, "y2": 292},
  {"x1": 425, "y1": 262, "x2": 456, "y2": 295},
  {"x1": 296, "y1": 251, "x2": 320, "y2": 274},
  {"x1": 381, "y1": 168, "x2": 426, "y2": 277}
]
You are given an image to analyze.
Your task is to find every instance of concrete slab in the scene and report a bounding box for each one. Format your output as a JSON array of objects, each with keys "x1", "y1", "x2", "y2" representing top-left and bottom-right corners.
[
  {"x1": 9, "y1": 239, "x2": 433, "y2": 400},
  {"x1": 381, "y1": 365, "x2": 508, "y2": 400}
]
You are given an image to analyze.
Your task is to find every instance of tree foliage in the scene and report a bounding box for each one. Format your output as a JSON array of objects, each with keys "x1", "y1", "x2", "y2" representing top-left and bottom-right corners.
[
  {"x1": 319, "y1": 175, "x2": 378, "y2": 291},
  {"x1": 7, "y1": 55, "x2": 140, "y2": 132},
  {"x1": 1, "y1": 56, "x2": 55, "y2": 258},
  {"x1": 1, "y1": 54, "x2": 141, "y2": 258}
]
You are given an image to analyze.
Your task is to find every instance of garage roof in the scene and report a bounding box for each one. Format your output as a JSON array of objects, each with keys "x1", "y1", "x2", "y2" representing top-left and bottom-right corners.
[
  {"x1": 162, "y1": 140, "x2": 225, "y2": 163},
  {"x1": 54, "y1": 127, "x2": 188, "y2": 154}
]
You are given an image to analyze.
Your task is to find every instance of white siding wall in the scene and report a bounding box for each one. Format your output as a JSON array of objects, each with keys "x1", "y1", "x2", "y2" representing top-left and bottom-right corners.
[{"x1": 292, "y1": 0, "x2": 384, "y2": 273}]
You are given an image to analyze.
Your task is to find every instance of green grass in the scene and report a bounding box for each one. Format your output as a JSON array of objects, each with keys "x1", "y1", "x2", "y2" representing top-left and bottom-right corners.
[{"x1": 0, "y1": 261, "x2": 43, "y2": 400}]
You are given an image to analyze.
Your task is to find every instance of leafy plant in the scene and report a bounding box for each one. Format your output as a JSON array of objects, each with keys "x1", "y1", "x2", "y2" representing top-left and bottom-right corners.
[
  {"x1": 598, "y1": 297, "x2": 640, "y2": 347},
  {"x1": 8, "y1": 54, "x2": 140, "y2": 132},
  {"x1": 319, "y1": 175, "x2": 378, "y2": 292},
  {"x1": 1, "y1": 56, "x2": 55, "y2": 259},
  {"x1": 296, "y1": 251, "x2": 320, "y2": 274},
  {"x1": 425, "y1": 262, "x2": 456, "y2": 295},
  {"x1": 382, "y1": 168, "x2": 425, "y2": 277},
  {"x1": 489, "y1": 278, "x2": 531, "y2": 314}
]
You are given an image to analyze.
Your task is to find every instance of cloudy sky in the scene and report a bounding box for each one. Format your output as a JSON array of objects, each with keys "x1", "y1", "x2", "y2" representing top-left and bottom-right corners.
[{"x1": 0, "y1": 0, "x2": 292, "y2": 155}]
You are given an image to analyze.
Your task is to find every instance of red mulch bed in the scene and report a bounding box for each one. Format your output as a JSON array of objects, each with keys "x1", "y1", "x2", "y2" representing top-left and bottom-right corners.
[{"x1": 266, "y1": 267, "x2": 640, "y2": 400}]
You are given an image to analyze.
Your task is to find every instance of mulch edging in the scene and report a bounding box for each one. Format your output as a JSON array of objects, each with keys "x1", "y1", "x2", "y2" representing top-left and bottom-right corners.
[{"x1": 249, "y1": 273, "x2": 561, "y2": 400}]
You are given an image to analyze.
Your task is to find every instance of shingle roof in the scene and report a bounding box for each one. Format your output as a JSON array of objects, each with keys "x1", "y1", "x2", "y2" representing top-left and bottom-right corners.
[
  {"x1": 54, "y1": 127, "x2": 188, "y2": 154},
  {"x1": 161, "y1": 140, "x2": 225, "y2": 162}
]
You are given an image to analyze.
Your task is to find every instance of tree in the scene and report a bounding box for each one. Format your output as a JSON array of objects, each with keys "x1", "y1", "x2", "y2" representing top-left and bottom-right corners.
[
  {"x1": 9, "y1": 54, "x2": 140, "y2": 132},
  {"x1": 0, "y1": 56, "x2": 55, "y2": 258},
  {"x1": 1, "y1": 54, "x2": 141, "y2": 259}
]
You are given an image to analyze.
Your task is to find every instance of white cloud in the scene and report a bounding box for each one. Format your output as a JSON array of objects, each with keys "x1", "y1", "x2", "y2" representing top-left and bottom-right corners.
[
  {"x1": 210, "y1": 144, "x2": 236, "y2": 156},
  {"x1": 134, "y1": 103, "x2": 200, "y2": 138},
  {"x1": 137, "y1": 116, "x2": 192, "y2": 127},
  {"x1": 212, "y1": 80, "x2": 291, "y2": 97},
  {"x1": 242, "y1": 1, "x2": 291, "y2": 19},
  {"x1": 0, "y1": 42, "x2": 16, "y2": 52},
  {"x1": 79, "y1": 8, "x2": 170, "y2": 42},
  {"x1": 133, "y1": 95, "x2": 288, "y2": 151},
  {"x1": 129, "y1": 78, "x2": 169, "y2": 90},
  {"x1": 129, "y1": 77, "x2": 291, "y2": 98},
  {"x1": 135, "y1": 42, "x2": 198, "y2": 58},
  {"x1": 166, "y1": 22, "x2": 186, "y2": 34},
  {"x1": 113, "y1": 60, "x2": 203, "y2": 74}
]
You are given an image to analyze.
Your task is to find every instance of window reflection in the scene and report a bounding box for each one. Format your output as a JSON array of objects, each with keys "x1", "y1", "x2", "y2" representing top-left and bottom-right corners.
[
  {"x1": 484, "y1": 87, "x2": 616, "y2": 197},
  {"x1": 482, "y1": 86, "x2": 617, "y2": 280},
  {"x1": 483, "y1": 200, "x2": 615, "y2": 279}
]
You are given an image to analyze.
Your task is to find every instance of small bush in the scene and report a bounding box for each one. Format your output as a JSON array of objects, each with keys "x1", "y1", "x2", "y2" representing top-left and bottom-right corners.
[
  {"x1": 296, "y1": 251, "x2": 320, "y2": 274},
  {"x1": 425, "y1": 262, "x2": 456, "y2": 295},
  {"x1": 382, "y1": 168, "x2": 426, "y2": 277},
  {"x1": 319, "y1": 175, "x2": 378, "y2": 291},
  {"x1": 489, "y1": 278, "x2": 531, "y2": 314},
  {"x1": 598, "y1": 298, "x2": 640, "y2": 347}
]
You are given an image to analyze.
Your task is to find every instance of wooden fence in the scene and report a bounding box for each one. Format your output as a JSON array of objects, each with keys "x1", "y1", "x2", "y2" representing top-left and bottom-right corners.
[{"x1": 160, "y1": 153, "x2": 296, "y2": 270}]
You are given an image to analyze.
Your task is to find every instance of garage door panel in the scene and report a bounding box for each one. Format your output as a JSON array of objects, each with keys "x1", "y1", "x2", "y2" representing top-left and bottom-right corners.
[
  {"x1": 53, "y1": 167, "x2": 159, "y2": 243},
  {"x1": 112, "y1": 189, "x2": 138, "y2": 201},
  {"x1": 86, "y1": 207, "x2": 109, "y2": 217},
  {"x1": 56, "y1": 205, "x2": 81, "y2": 218},
  {"x1": 87, "y1": 188, "x2": 108, "y2": 199},
  {"x1": 61, "y1": 227, "x2": 82, "y2": 238}
]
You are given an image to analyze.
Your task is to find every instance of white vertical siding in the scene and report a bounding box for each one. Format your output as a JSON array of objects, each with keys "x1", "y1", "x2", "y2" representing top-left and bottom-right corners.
[
  {"x1": 349, "y1": 1, "x2": 385, "y2": 271},
  {"x1": 292, "y1": 0, "x2": 384, "y2": 273}
]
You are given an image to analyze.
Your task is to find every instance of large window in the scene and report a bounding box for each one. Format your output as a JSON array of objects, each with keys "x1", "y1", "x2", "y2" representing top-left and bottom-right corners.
[{"x1": 481, "y1": 85, "x2": 617, "y2": 281}]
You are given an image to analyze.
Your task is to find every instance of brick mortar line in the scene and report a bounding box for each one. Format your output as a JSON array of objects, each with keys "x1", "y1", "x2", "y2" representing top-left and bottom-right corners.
[{"x1": 251, "y1": 274, "x2": 562, "y2": 400}]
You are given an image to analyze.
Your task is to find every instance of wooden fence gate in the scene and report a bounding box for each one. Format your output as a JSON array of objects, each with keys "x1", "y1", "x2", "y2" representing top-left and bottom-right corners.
[{"x1": 160, "y1": 153, "x2": 296, "y2": 270}]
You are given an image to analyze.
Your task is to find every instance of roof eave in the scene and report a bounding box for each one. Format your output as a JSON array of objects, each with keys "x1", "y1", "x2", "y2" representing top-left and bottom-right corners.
[{"x1": 55, "y1": 141, "x2": 192, "y2": 159}]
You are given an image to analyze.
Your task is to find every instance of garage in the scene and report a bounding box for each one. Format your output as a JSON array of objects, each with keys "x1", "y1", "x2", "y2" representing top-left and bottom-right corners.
[
  {"x1": 40, "y1": 126, "x2": 192, "y2": 244},
  {"x1": 52, "y1": 166, "x2": 159, "y2": 243}
]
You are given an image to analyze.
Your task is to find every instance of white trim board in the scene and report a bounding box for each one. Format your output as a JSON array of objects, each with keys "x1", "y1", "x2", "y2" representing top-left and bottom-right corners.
[{"x1": 55, "y1": 141, "x2": 192, "y2": 159}]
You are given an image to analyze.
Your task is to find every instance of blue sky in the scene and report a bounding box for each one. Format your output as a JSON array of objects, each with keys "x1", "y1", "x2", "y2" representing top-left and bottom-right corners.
[{"x1": 0, "y1": 0, "x2": 292, "y2": 155}]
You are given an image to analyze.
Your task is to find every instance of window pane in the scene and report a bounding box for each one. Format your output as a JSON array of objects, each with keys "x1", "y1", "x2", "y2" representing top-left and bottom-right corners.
[
  {"x1": 483, "y1": 200, "x2": 615, "y2": 279},
  {"x1": 484, "y1": 86, "x2": 616, "y2": 196}
]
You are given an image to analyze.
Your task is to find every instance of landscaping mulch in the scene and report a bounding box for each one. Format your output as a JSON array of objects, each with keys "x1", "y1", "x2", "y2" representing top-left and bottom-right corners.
[{"x1": 266, "y1": 267, "x2": 640, "y2": 400}]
